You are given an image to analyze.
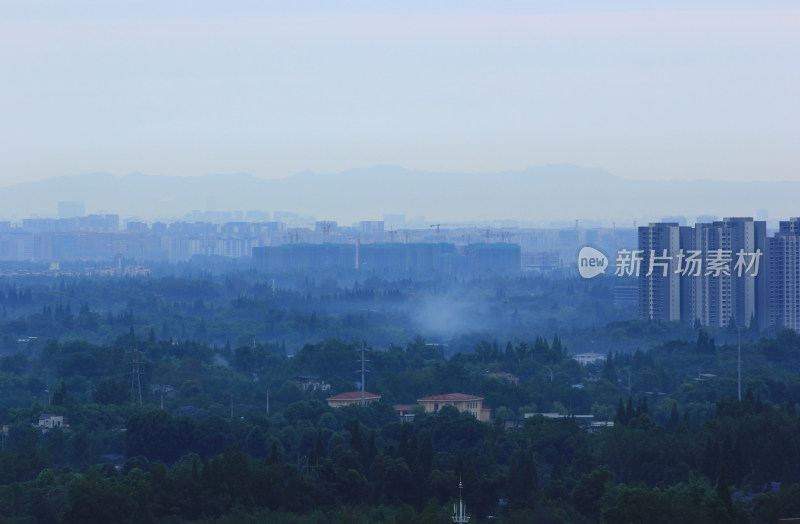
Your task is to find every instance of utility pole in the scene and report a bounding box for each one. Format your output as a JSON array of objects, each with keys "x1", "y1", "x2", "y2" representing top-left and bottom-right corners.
[
  {"x1": 628, "y1": 369, "x2": 631, "y2": 396},
  {"x1": 360, "y1": 342, "x2": 367, "y2": 406},
  {"x1": 131, "y1": 346, "x2": 143, "y2": 407}
]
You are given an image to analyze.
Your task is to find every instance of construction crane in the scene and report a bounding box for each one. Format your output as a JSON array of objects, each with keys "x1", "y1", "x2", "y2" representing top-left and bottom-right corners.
[
  {"x1": 288, "y1": 223, "x2": 316, "y2": 244},
  {"x1": 430, "y1": 224, "x2": 442, "y2": 243},
  {"x1": 317, "y1": 221, "x2": 333, "y2": 243},
  {"x1": 430, "y1": 223, "x2": 464, "y2": 243},
  {"x1": 287, "y1": 228, "x2": 304, "y2": 244}
]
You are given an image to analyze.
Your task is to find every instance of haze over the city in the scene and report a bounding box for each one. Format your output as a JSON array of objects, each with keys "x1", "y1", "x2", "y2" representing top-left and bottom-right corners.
[
  {"x1": 1, "y1": 0, "x2": 798, "y2": 207},
  {"x1": 0, "y1": 166, "x2": 797, "y2": 225}
]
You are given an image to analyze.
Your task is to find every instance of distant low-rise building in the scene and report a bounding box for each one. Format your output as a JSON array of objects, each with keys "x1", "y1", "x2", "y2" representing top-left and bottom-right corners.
[
  {"x1": 695, "y1": 372, "x2": 717, "y2": 381},
  {"x1": 572, "y1": 353, "x2": 606, "y2": 365},
  {"x1": 293, "y1": 376, "x2": 331, "y2": 392},
  {"x1": 417, "y1": 393, "x2": 490, "y2": 422},
  {"x1": 326, "y1": 391, "x2": 381, "y2": 408},
  {"x1": 523, "y1": 412, "x2": 613, "y2": 432},
  {"x1": 124, "y1": 265, "x2": 151, "y2": 277},
  {"x1": 522, "y1": 250, "x2": 562, "y2": 271},
  {"x1": 588, "y1": 421, "x2": 615, "y2": 433},
  {"x1": 36, "y1": 414, "x2": 69, "y2": 432},
  {"x1": 393, "y1": 404, "x2": 417, "y2": 422}
]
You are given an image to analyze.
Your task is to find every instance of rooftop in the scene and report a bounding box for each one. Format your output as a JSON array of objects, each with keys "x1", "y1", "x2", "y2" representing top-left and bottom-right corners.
[
  {"x1": 417, "y1": 393, "x2": 483, "y2": 402},
  {"x1": 327, "y1": 391, "x2": 381, "y2": 401}
]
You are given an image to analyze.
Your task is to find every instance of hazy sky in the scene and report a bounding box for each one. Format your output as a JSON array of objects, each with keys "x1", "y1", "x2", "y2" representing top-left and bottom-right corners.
[{"x1": 1, "y1": 1, "x2": 798, "y2": 187}]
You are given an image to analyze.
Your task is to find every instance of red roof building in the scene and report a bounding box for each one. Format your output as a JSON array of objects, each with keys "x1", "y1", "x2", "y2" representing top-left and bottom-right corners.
[{"x1": 326, "y1": 391, "x2": 381, "y2": 408}]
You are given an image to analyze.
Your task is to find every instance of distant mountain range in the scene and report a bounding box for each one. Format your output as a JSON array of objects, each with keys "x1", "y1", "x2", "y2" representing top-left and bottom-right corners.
[{"x1": 0, "y1": 165, "x2": 794, "y2": 224}]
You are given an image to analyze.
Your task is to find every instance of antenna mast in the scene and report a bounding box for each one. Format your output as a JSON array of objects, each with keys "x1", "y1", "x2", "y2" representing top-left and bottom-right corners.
[{"x1": 452, "y1": 476, "x2": 470, "y2": 523}]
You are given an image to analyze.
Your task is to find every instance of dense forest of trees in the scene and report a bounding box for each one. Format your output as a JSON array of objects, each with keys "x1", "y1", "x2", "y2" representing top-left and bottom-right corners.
[
  {"x1": 0, "y1": 266, "x2": 799, "y2": 522},
  {"x1": 0, "y1": 264, "x2": 697, "y2": 355}
]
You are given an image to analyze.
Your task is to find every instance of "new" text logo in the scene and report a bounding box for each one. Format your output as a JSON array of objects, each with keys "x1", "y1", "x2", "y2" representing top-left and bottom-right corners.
[{"x1": 578, "y1": 246, "x2": 608, "y2": 279}]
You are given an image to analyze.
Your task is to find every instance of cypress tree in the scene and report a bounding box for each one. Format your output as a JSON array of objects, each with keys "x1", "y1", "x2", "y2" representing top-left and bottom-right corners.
[
  {"x1": 350, "y1": 419, "x2": 364, "y2": 461},
  {"x1": 668, "y1": 401, "x2": 680, "y2": 431},
  {"x1": 716, "y1": 465, "x2": 732, "y2": 511},
  {"x1": 314, "y1": 429, "x2": 326, "y2": 461}
]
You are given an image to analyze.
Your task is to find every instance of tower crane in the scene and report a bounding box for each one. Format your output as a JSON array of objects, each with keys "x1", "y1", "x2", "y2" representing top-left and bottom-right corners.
[{"x1": 430, "y1": 223, "x2": 465, "y2": 243}]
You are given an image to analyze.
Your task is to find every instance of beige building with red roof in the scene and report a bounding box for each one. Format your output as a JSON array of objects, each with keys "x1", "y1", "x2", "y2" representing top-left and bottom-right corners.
[
  {"x1": 417, "y1": 393, "x2": 491, "y2": 422},
  {"x1": 326, "y1": 391, "x2": 381, "y2": 408}
]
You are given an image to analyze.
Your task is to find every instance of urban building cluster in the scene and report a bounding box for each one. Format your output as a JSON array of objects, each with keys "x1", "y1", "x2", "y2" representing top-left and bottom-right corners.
[
  {"x1": 638, "y1": 217, "x2": 800, "y2": 331},
  {"x1": 0, "y1": 209, "x2": 579, "y2": 272}
]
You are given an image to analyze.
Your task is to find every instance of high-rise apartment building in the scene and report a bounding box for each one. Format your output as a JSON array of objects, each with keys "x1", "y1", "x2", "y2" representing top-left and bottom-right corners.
[
  {"x1": 692, "y1": 218, "x2": 766, "y2": 328},
  {"x1": 638, "y1": 223, "x2": 681, "y2": 321},
  {"x1": 639, "y1": 217, "x2": 767, "y2": 328},
  {"x1": 768, "y1": 218, "x2": 800, "y2": 331}
]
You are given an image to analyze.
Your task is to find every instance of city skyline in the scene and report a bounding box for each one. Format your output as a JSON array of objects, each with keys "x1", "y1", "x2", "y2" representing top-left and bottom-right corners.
[{"x1": 0, "y1": 165, "x2": 796, "y2": 225}]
